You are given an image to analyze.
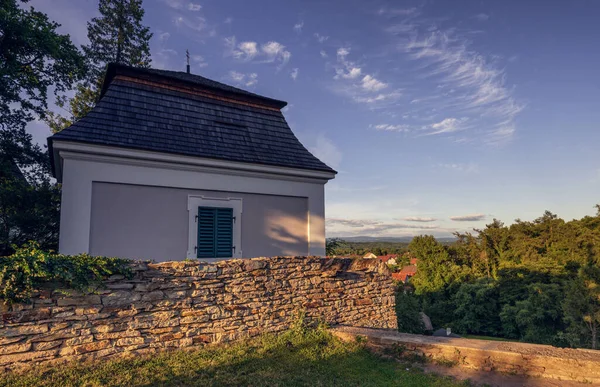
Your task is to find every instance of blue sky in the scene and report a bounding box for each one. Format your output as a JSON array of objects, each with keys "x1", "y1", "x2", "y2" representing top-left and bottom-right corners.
[{"x1": 28, "y1": 0, "x2": 600, "y2": 238}]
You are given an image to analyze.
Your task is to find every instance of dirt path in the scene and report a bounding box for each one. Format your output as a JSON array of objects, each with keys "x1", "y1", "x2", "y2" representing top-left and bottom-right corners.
[{"x1": 420, "y1": 362, "x2": 594, "y2": 387}]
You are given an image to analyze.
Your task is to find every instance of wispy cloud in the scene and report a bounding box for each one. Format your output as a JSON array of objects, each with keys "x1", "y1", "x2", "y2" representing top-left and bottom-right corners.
[
  {"x1": 474, "y1": 13, "x2": 490, "y2": 21},
  {"x1": 330, "y1": 47, "x2": 401, "y2": 108},
  {"x1": 426, "y1": 117, "x2": 469, "y2": 135},
  {"x1": 188, "y1": 2, "x2": 201, "y2": 11},
  {"x1": 228, "y1": 71, "x2": 258, "y2": 87},
  {"x1": 293, "y1": 21, "x2": 304, "y2": 33},
  {"x1": 290, "y1": 68, "x2": 299, "y2": 80},
  {"x1": 314, "y1": 33, "x2": 329, "y2": 43},
  {"x1": 370, "y1": 124, "x2": 409, "y2": 132},
  {"x1": 402, "y1": 216, "x2": 437, "y2": 222},
  {"x1": 382, "y1": 10, "x2": 523, "y2": 144},
  {"x1": 450, "y1": 213, "x2": 486, "y2": 222},
  {"x1": 327, "y1": 218, "x2": 382, "y2": 228},
  {"x1": 320, "y1": 50, "x2": 328, "y2": 58}
]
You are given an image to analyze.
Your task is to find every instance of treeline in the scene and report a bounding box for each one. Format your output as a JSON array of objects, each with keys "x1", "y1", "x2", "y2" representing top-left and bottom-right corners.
[
  {"x1": 326, "y1": 240, "x2": 409, "y2": 257},
  {"x1": 398, "y1": 207, "x2": 600, "y2": 350}
]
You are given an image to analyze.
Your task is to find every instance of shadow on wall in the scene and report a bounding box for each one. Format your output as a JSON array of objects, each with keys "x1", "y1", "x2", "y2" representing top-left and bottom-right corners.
[{"x1": 265, "y1": 209, "x2": 322, "y2": 256}]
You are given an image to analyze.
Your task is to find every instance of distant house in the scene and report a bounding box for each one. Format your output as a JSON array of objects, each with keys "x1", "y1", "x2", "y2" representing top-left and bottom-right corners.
[
  {"x1": 378, "y1": 254, "x2": 398, "y2": 265},
  {"x1": 410, "y1": 257, "x2": 419, "y2": 265},
  {"x1": 48, "y1": 63, "x2": 336, "y2": 262},
  {"x1": 392, "y1": 264, "x2": 417, "y2": 283},
  {"x1": 363, "y1": 252, "x2": 378, "y2": 259}
]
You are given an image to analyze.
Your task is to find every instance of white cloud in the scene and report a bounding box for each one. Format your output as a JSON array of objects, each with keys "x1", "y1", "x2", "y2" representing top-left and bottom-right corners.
[
  {"x1": 329, "y1": 47, "x2": 398, "y2": 107},
  {"x1": 190, "y1": 54, "x2": 208, "y2": 68},
  {"x1": 225, "y1": 37, "x2": 291, "y2": 68},
  {"x1": 353, "y1": 91, "x2": 401, "y2": 104},
  {"x1": 163, "y1": 0, "x2": 184, "y2": 9},
  {"x1": 378, "y1": 7, "x2": 418, "y2": 16},
  {"x1": 262, "y1": 41, "x2": 290, "y2": 61},
  {"x1": 229, "y1": 71, "x2": 258, "y2": 87},
  {"x1": 158, "y1": 32, "x2": 171, "y2": 43},
  {"x1": 427, "y1": 117, "x2": 468, "y2": 135},
  {"x1": 188, "y1": 2, "x2": 201, "y2": 11},
  {"x1": 174, "y1": 15, "x2": 207, "y2": 32},
  {"x1": 326, "y1": 218, "x2": 382, "y2": 228},
  {"x1": 224, "y1": 17, "x2": 233, "y2": 24},
  {"x1": 314, "y1": 33, "x2": 329, "y2": 43},
  {"x1": 335, "y1": 67, "x2": 362, "y2": 79},
  {"x1": 290, "y1": 68, "x2": 299, "y2": 80},
  {"x1": 293, "y1": 21, "x2": 304, "y2": 33},
  {"x1": 361, "y1": 75, "x2": 388, "y2": 92},
  {"x1": 450, "y1": 213, "x2": 486, "y2": 222},
  {"x1": 371, "y1": 124, "x2": 409, "y2": 132},
  {"x1": 309, "y1": 135, "x2": 342, "y2": 169},
  {"x1": 474, "y1": 13, "x2": 490, "y2": 21},
  {"x1": 337, "y1": 47, "x2": 350, "y2": 58},
  {"x1": 403, "y1": 216, "x2": 437, "y2": 222},
  {"x1": 320, "y1": 50, "x2": 328, "y2": 58},
  {"x1": 234, "y1": 41, "x2": 258, "y2": 60},
  {"x1": 387, "y1": 16, "x2": 523, "y2": 143}
]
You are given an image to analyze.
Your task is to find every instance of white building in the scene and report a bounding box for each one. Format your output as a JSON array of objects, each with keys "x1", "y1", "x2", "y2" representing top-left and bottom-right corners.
[{"x1": 49, "y1": 64, "x2": 336, "y2": 261}]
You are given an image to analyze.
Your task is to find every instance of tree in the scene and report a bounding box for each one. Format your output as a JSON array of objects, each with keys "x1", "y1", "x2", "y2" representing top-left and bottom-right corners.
[
  {"x1": 563, "y1": 265, "x2": 600, "y2": 349},
  {"x1": 46, "y1": 0, "x2": 152, "y2": 133},
  {"x1": 0, "y1": 0, "x2": 85, "y2": 130},
  {"x1": 0, "y1": 0, "x2": 84, "y2": 255},
  {"x1": 325, "y1": 238, "x2": 346, "y2": 257},
  {"x1": 452, "y1": 279, "x2": 501, "y2": 336}
]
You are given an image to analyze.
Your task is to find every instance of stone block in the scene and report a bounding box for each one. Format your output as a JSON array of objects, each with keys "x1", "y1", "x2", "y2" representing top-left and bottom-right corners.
[{"x1": 2, "y1": 324, "x2": 48, "y2": 337}]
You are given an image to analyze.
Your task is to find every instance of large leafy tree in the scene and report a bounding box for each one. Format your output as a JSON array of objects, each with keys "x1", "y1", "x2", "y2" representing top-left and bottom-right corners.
[
  {"x1": 0, "y1": 0, "x2": 85, "y2": 255},
  {"x1": 46, "y1": 0, "x2": 152, "y2": 133},
  {"x1": 563, "y1": 265, "x2": 600, "y2": 349},
  {"x1": 0, "y1": 0, "x2": 85, "y2": 130}
]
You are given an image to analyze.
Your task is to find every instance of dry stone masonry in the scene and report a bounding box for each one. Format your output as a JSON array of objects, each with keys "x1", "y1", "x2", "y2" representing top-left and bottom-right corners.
[{"x1": 0, "y1": 257, "x2": 397, "y2": 371}]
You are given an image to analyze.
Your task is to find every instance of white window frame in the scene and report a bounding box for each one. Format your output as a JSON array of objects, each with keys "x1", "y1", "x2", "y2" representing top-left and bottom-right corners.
[{"x1": 187, "y1": 196, "x2": 243, "y2": 260}]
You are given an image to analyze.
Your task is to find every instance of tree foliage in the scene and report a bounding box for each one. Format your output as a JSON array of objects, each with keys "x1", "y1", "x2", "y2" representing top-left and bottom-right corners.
[
  {"x1": 46, "y1": 0, "x2": 152, "y2": 133},
  {"x1": 404, "y1": 206, "x2": 600, "y2": 350},
  {"x1": 0, "y1": 0, "x2": 85, "y2": 130},
  {"x1": 0, "y1": 0, "x2": 85, "y2": 255}
]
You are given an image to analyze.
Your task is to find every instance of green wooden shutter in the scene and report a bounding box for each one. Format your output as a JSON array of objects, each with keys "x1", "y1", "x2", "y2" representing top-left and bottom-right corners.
[{"x1": 197, "y1": 207, "x2": 233, "y2": 258}]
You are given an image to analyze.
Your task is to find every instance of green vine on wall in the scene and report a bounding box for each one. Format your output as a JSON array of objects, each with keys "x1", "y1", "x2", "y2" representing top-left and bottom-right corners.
[{"x1": 0, "y1": 242, "x2": 133, "y2": 305}]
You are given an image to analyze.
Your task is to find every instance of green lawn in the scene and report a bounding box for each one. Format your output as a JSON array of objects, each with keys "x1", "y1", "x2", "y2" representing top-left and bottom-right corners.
[{"x1": 1, "y1": 326, "x2": 473, "y2": 387}]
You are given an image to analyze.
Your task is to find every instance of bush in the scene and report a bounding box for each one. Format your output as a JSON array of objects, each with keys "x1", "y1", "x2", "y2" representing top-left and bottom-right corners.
[{"x1": 0, "y1": 242, "x2": 132, "y2": 305}]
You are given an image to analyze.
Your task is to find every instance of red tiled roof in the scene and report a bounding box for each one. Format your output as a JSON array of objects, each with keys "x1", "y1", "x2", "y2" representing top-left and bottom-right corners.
[
  {"x1": 378, "y1": 254, "x2": 398, "y2": 263},
  {"x1": 410, "y1": 258, "x2": 419, "y2": 265},
  {"x1": 391, "y1": 272, "x2": 407, "y2": 281}
]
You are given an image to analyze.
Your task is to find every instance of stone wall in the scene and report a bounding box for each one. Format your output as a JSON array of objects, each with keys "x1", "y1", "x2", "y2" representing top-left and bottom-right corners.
[{"x1": 0, "y1": 257, "x2": 397, "y2": 371}]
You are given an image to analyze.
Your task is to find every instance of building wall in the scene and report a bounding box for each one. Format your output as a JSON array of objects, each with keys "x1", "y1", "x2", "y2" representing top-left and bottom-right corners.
[
  {"x1": 0, "y1": 257, "x2": 397, "y2": 371},
  {"x1": 56, "y1": 145, "x2": 329, "y2": 258},
  {"x1": 89, "y1": 182, "x2": 308, "y2": 262}
]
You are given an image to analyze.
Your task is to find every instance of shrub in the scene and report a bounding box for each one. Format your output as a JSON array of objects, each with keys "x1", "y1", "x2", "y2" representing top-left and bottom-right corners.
[{"x1": 0, "y1": 242, "x2": 132, "y2": 305}]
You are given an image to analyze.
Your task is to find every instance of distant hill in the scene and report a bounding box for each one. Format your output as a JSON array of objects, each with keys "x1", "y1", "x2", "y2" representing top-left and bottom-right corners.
[{"x1": 332, "y1": 236, "x2": 457, "y2": 243}]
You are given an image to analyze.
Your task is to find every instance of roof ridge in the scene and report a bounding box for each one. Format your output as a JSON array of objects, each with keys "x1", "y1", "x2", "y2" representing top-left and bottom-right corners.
[{"x1": 102, "y1": 63, "x2": 287, "y2": 109}]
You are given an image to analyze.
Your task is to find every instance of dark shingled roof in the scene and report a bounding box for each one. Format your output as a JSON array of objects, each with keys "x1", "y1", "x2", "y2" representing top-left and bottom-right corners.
[{"x1": 49, "y1": 63, "x2": 336, "y2": 175}]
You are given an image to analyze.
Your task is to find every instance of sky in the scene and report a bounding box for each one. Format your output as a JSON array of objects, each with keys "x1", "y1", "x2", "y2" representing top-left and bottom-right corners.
[{"x1": 26, "y1": 0, "x2": 600, "y2": 238}]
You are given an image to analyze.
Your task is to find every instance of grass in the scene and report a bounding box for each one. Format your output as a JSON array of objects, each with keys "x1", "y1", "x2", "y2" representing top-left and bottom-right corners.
[{"x1": 1, "y1": 325, "x2": 473, "y2": 387}]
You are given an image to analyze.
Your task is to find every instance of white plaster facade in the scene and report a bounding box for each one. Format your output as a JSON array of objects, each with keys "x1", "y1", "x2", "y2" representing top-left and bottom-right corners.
[{"x1": 52, "y1": 141, "x2": 334, "y2": 261}]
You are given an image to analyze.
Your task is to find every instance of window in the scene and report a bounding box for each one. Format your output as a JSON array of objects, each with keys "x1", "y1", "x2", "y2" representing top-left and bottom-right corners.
[
  {"x1": 187, "y1": 196, "x2": 242, "y2": 259},
  {"x1": 196, "y1": 207, "x2": 234, "y2": 258}
]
